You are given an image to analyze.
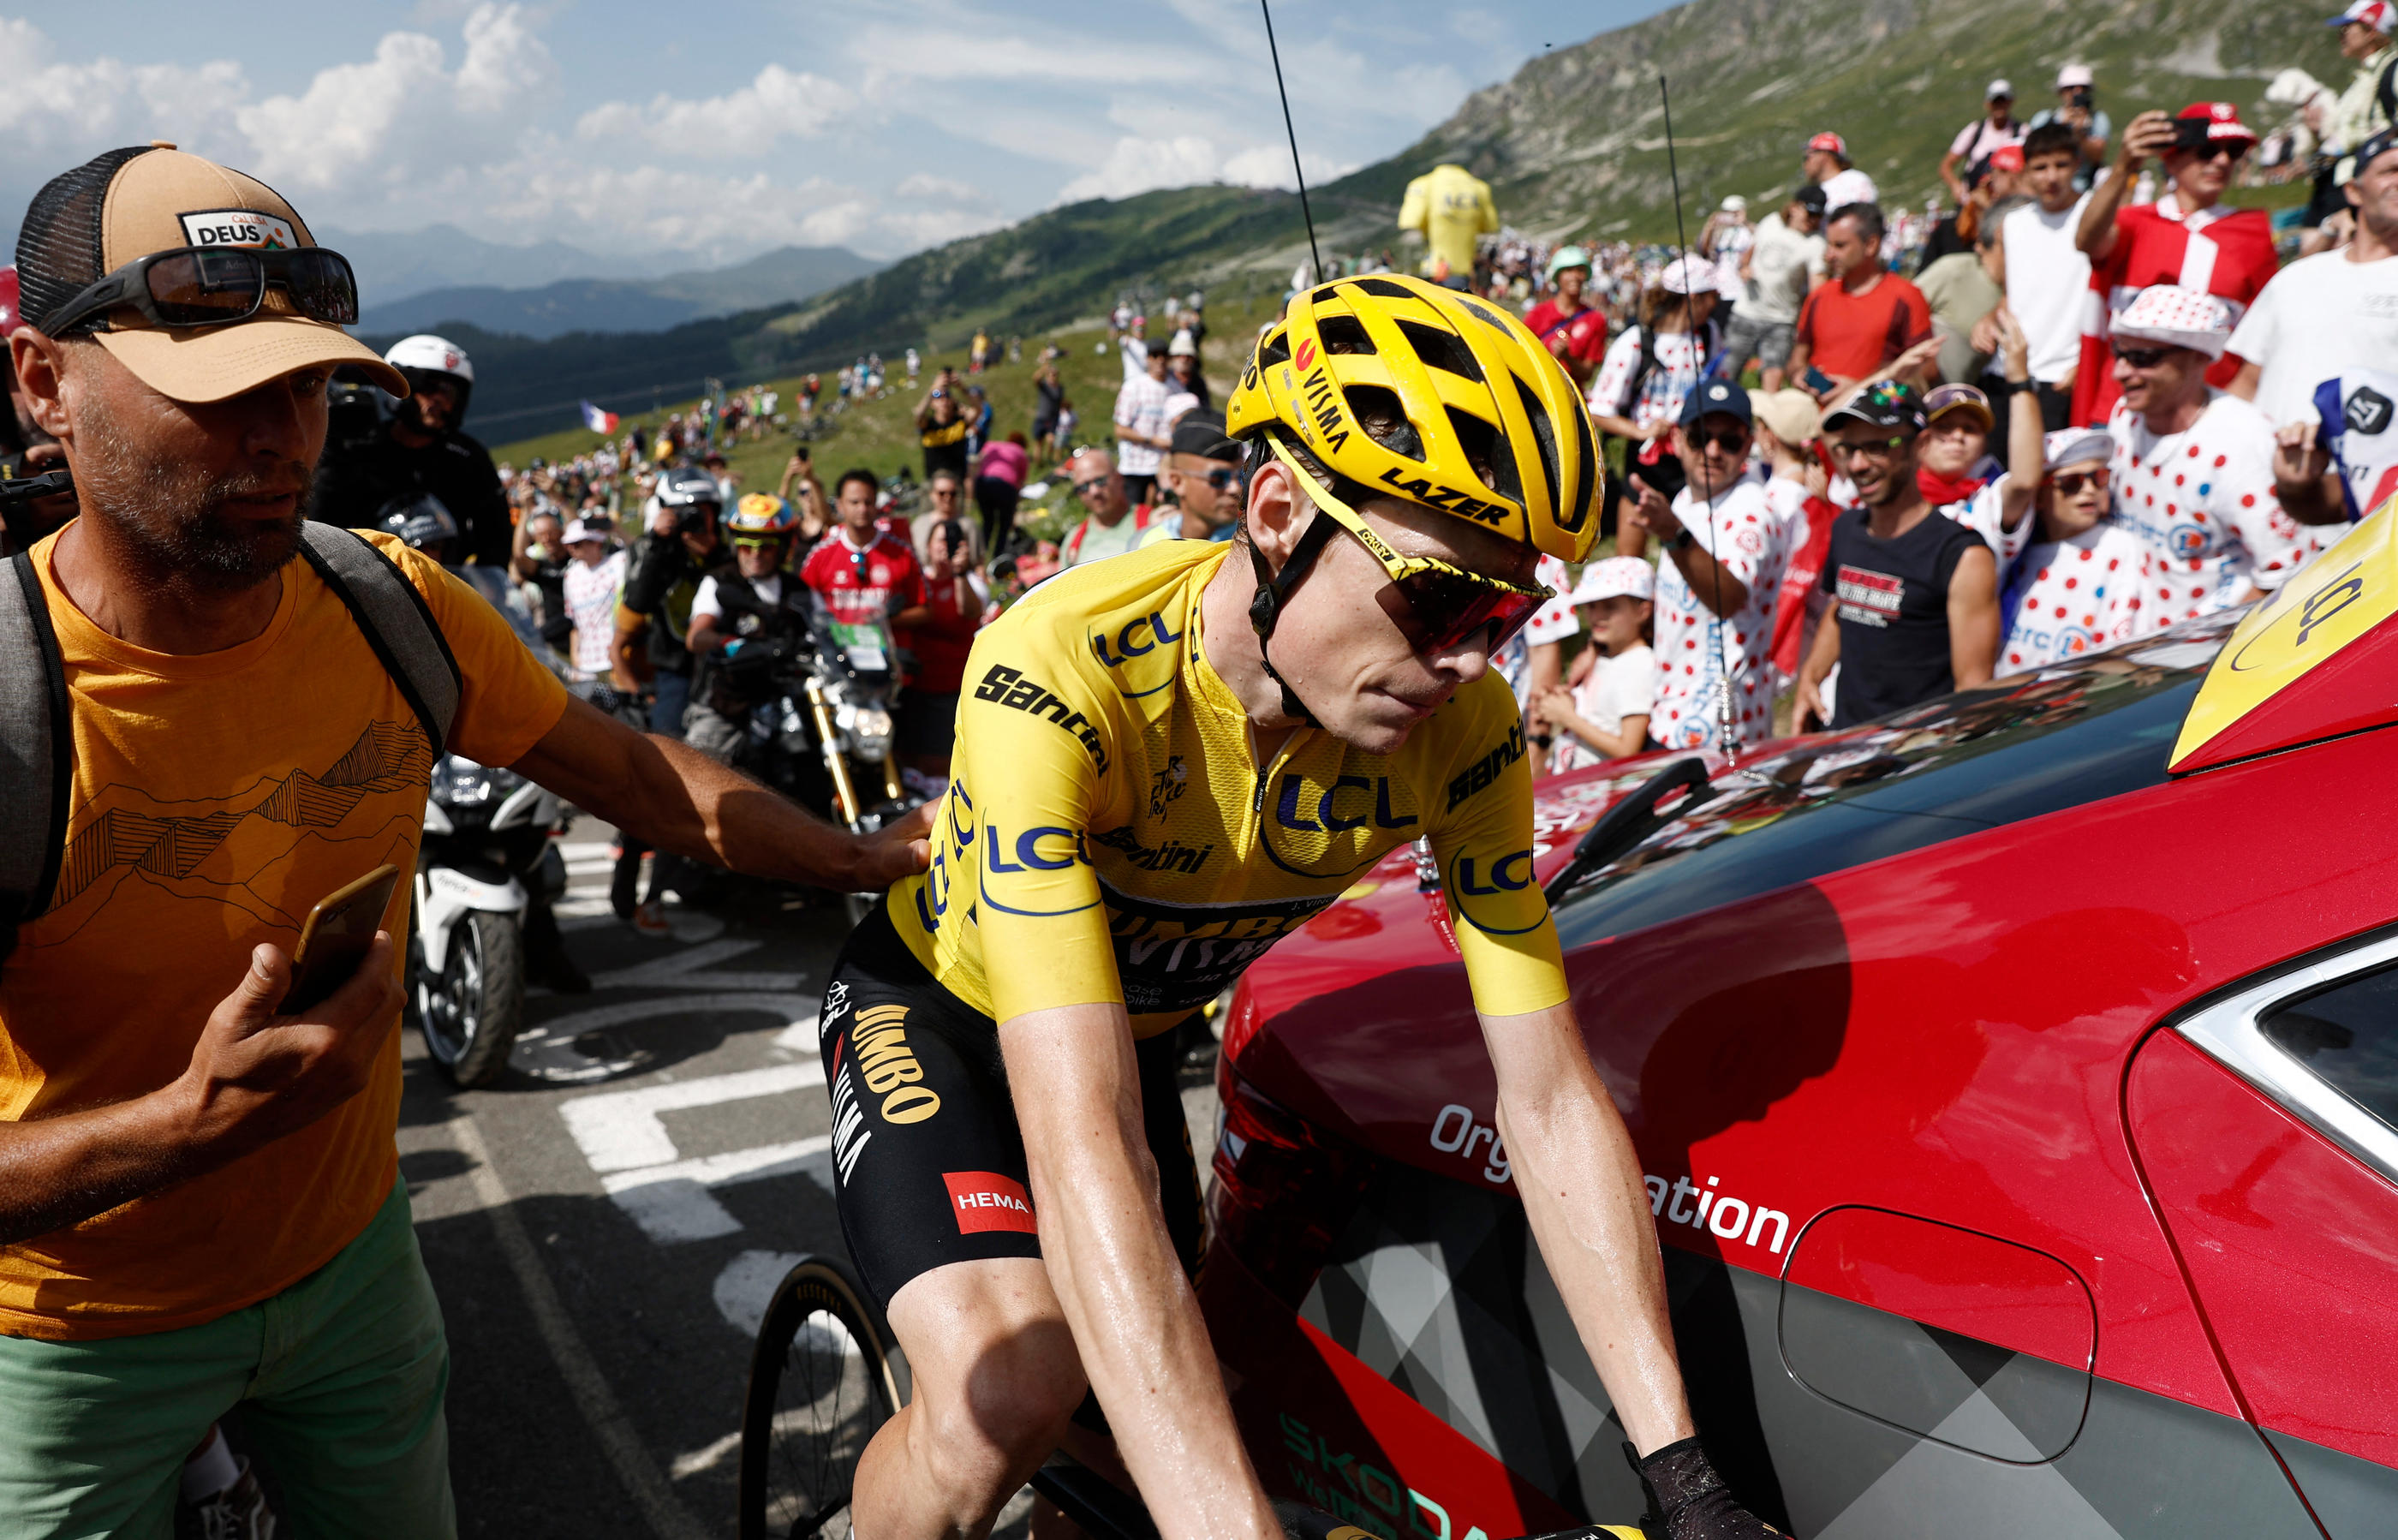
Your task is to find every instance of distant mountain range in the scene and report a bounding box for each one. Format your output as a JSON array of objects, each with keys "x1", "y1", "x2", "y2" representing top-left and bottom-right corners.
[
  {"x1": 356, "y1": 246, "x2": 885, "y2": 341},
  {"x1": 319, "y1": 224, "x2": 683, "y2": 307},
  {"x1": 472, "y1": 0, "x2": 2349, "y2": 445}
]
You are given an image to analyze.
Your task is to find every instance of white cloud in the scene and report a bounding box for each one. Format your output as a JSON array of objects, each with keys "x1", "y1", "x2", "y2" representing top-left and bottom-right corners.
[
  {"x1": 1056, "y1": 134, "x2": 1225, "y2": 202},
  {"x1": 456, "y1": 3, "x2": 557, "y2": 104},
  {"x1": 576, "y1": 64, "x2": 855, "y2": 155}
]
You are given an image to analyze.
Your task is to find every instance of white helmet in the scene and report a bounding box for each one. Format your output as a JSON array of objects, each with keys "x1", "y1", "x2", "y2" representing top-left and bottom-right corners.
[{"x1": 383, "y1": 334, "x2": 475, "y2": 423}]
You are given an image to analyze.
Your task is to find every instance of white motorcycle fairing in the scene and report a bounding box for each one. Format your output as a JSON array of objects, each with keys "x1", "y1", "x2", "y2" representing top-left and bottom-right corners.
[{"x1": 415, "y1": 863, "x2": 528, "y2": 974}]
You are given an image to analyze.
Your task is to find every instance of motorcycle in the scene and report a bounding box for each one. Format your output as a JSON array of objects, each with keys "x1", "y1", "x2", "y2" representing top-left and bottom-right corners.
[
  {"x1": 411, "y1": 753, "x2": 570, "y2": 1085},
  {"x1": 721, "y1": 611, "x2": 926, "y2": 924},
  {"x1": 407, "y1": 563, "x2": 576, "y2": 1086}
]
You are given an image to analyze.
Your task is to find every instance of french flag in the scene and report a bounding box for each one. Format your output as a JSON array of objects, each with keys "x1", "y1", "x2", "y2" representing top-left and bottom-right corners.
[{"x1": 581, "y1": 400, "x2": 620, "y2": 434}]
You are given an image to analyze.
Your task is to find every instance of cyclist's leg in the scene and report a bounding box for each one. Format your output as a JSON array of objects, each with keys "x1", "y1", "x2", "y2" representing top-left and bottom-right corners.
[{"x1": 818, "y1": 904, "x2": 1088, "y2": 1539}]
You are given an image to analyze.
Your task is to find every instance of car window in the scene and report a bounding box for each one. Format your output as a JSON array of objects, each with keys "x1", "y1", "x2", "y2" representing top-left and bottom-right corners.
[
  {"x1": 2261, "y1": 964, "x2": 2398, "y2": 1137},
  {"x1": 1551, "y1": 626, "x2": 2229, "y2": 950}
]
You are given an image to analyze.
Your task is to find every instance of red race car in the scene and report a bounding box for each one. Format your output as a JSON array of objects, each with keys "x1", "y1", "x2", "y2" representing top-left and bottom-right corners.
[{"x1": 1198, "y1": 519, "x2": 2398, "y2": 1540}]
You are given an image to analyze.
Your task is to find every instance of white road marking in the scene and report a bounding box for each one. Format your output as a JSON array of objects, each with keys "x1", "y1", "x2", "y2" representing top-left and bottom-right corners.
[
  {"x1": 560, "y1": 1053, "x2": 831, "y2": 1243},
  {"x1": 439, "y1": 1115, "x2": 711, "y2": 1540},
  {"x1": 668, "y1": 1430, "x2": 743, "y2": 1481},
  {"x1": 563, "y1": 1059, "x2": 826, "y2": 1172},
  {"x1": 713, "y1": 1248, "x2": 807, "y2": 1338}
]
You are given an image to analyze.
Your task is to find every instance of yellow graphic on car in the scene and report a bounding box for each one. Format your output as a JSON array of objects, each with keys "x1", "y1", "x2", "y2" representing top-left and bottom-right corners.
[{"x1": 2172, "y1": 493, "x2": 2398, "y2": 769}]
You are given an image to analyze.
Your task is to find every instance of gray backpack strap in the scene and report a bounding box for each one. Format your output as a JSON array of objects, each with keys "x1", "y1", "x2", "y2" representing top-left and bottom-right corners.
[
  {"x1": 297, "y1": 523, "x2": 462, "y2": 761},
  {"x1": 0, "y1": 552, "x2": 72, "y2": 960}
]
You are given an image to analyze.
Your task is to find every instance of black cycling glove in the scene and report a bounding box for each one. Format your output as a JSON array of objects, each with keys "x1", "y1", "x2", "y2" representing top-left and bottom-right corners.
[{"x1": 1626, "y1": 1439, "x2": 1787, "y2": 1540}]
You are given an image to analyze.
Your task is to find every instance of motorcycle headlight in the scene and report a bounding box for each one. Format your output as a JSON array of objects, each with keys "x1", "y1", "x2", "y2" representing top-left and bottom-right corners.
[{"x1": 851, "y1": 707, "x2": 894, "y2": 758}]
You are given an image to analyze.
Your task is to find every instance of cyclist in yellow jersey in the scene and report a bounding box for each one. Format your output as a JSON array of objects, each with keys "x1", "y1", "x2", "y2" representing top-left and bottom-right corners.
[
  {"x1": 1398, "y1": 163, "x2": 1500, "y2": 288},
  {"x1": 820, "y1": 274, "x2": 1781, "y2": 1540}
]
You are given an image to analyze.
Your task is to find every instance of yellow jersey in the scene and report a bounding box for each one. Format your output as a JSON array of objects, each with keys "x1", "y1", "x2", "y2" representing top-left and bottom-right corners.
[
  {"x1": 887, "y1": 540, "x2": 1568, "y2": 1036},
  {"x1": 1399, "y1": 164, "x2": 1500, "y2": 281}
]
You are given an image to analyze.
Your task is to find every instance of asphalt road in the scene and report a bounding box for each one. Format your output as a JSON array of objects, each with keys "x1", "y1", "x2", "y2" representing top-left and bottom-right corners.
[{"x1": 390, "y1": 820, "x2": 1219, "y2": 1539}]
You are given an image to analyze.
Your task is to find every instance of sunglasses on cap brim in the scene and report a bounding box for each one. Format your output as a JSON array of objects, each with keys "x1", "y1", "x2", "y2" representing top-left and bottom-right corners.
[
  {"x1": 1264, "y1": 439, "x2": 1553, "y2": 657},
  {"x1": 42, "y1": 245, "x2": 360, "y2": 337}
]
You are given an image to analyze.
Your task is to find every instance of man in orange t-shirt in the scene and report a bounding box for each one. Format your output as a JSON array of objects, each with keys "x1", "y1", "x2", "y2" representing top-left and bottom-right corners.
[
  {"x1": 1787, "y1": 202, "x2": 1936, "y2": 397},
  {"x1": 0, "y1": 147, "x2": 928, "y2": 1536}
]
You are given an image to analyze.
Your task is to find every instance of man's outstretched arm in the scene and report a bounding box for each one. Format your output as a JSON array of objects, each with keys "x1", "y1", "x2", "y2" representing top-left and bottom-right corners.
[{"x1": 511, "y1": 694, "x2": 930, "y2": 892}]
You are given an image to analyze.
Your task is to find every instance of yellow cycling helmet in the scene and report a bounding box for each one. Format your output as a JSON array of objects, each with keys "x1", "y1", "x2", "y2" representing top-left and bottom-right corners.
[{"x1": 1226, "y1": 272, "x2": 1602, "y2": 562}]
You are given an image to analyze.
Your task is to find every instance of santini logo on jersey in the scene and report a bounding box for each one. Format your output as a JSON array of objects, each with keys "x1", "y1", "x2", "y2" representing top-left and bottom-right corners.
[
  {"x1": 974, "y1": 664, "x2": 1110, "y2": 773},
  {"x1": 1447, "y1": 723, "x2": 1526, "y2": 810}
]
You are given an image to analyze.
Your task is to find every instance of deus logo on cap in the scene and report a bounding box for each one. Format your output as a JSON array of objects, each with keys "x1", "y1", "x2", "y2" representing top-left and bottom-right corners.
[{"x1": 178, "y1": 210, "x2": 298, "y2": 250}]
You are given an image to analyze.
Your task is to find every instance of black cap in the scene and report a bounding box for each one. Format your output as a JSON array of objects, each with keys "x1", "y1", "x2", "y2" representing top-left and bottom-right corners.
[
  {"x1": 1793, "y1": 185, "x2": 1829, "y2": 212},
  {"x1": 2354, "y1": 125, "x2": 2398, "y2": 179},
  {"x1": 1169, "y1": 409, "x2": 1240, "y2": 462},
  {"x1": 1679, "y1": 377, "x2": 1753, "y2": 427},
  {"x1": 1823, "y1": 381, "x2": 1928, "y2": 433}
]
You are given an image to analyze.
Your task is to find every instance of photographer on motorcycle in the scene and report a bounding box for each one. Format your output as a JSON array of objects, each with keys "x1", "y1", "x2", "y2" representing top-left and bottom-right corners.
[
  {"x1": 611, "y1": 465, "x2": 736, "y2": 930},
  {"x1": 683, "y1": 493, "x2": 811, "y2": 767},
  {"x1": 310, "y1": 334, "x2": 512, "y2": 567}
]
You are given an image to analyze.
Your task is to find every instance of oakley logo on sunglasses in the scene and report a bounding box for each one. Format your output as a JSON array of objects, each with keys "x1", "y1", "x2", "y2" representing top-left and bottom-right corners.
[
  {"x1": 1376, "y1": 465, "x2": 1510, "y2": 525},
  {"x1": 179, "y1": 210, "x2": 297, "y2": 250}
]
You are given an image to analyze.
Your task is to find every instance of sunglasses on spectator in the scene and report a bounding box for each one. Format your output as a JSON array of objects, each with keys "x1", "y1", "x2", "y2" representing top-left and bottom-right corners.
[
  {"x1": 1201, "y1": 466, "x2": 1241, "y2": 491},
  {"x1": 1686, "y1": 427, "x2": 1749, "y2": 452},
  {"x1": 1834, "y1": 435, "x2": 1909, "y2": 461},
  {"x1": 1073, "y1": 476, "x2": 1114, "y2": 496},
  {"x1": 931, "y1": 485, "x2": 959, "y2": 498},
  {"x1": 732, "y1": 535, "x2": 787, "y2": 550},
  {"x1": 2049, "y1": 469, "x2": 2111, "y2": 495},
  {"x1": 42, "y1": 245, "x2": 359, "y2": 336},
  {"x1": 1267, "y1": 438, "x2": 1553, "y2": 657},
  {"x1": 2115, "y1": 346, "x2": 2174, "y2": 369}
]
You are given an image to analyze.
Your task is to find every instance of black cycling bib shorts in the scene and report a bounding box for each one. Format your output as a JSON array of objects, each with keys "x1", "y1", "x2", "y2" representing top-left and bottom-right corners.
[{"x1": 816, "y1": 900, "x2": 1205, "y2": 1310}]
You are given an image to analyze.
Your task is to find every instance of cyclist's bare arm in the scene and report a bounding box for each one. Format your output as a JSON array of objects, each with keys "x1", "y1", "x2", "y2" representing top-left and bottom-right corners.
[
  {"x1": 512, "y1": 695, "x2": 931, "y2": 892},
  {"x1": 0, "y1": 936, "x2": 399, "y2": 1245},
  {"x1": 1001, "y1": 999, "x2": 1285, "y2": 1540},
  {"x1": 1481, "y1": 998, "x2": 1697, "y2": 1456}
]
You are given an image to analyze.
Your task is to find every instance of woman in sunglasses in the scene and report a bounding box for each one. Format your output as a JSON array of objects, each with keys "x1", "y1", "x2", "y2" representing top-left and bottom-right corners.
[
  {"x1": 828, "y1": 273, "x2": 1787, "y2": 1540},
  {"x1": 1996, "y1": 428, "x2": 2144, "y2": 674}
]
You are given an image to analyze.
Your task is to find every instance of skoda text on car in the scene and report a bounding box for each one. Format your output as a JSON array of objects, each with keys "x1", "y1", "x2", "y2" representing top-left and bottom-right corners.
[{"x1": 1197, "y1": 516, "x2": 2398, "y2": 1539}]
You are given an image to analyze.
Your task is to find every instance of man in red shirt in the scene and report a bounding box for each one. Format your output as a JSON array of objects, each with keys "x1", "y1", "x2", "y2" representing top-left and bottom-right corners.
[
  {"x1": 2072, "y1": 101, "x2": 2276, "y2": 424},
  {"x1": 801, "y1": 467, "x2": 931, "y2": 638},
  {"x1": 1522, "y1": 245, "x2": 1610, "y2": 389},
  {"x1": 1786, "y1": 203, "x2": 1936, "y2": 399}
]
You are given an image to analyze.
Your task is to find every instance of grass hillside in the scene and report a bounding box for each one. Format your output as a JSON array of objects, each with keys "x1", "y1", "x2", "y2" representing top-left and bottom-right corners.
[
  {"x1": 474, "y1": 0, "x2": 2347, "y2": 440},
  {"x1": 493, "y1": 291, "x2": 1285, "y2": 534},
  {"x1": 1331, "y1": 0, "x2": 2347, "y2": 238}
]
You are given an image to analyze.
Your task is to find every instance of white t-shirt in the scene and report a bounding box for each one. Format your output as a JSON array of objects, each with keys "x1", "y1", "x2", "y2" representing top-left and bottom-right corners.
[
  {"x1": 1996, "y1": 519, "x2": 2147, "y2": 676},
  {"x1": 2002, "y1": 196, "x2": 2094, "y2": 385},
  {"x1": 2108, "y1": 392, "x2": 2318, "y2": 631},
  {"x1": 1552, "y1": 645, "x2": 1658, "y2": 772},
  {"x1": 1495, "y1": 555, "x2": 1578, "y2": 708},
  {"x1": 1935, "y1": 471, "x2": 2031, "y2": 565},
  {"x1": 691, "y1": 570, "x2": 783, "y2": 623},
  {"x1": 562, "y1": 549, "x2": 628, "y2": 680},
  {"x1": 1950, "y1": 116, "x2": 2026, "y2": 164},
  {"x1": 1709, "y1": 224, "x2": 1754, "y2": 302},
  {"x1": 1113, "y1": 372, "x2": 1171, "y2": 475},
  {"x1": 1744, "y1": 214, "x2": 1827, "y2": 325},
  {"x1": 1590, "y1": 327, "x2": 1710, "y2": 434},
  {"x1": 1819, "y1": 168, "x2": 1879, "y2": 212},
  {"x1": 1651, "y1": 469, "x2": 1788, "y2": 753},
  {"x1": 2226, "y1": 248, "x2": 2398, "y2": 428}
]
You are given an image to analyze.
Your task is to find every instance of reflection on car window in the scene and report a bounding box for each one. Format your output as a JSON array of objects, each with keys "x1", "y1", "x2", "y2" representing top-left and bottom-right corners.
[
  {"x1": 1551, "y1": 615, "x2": 2238, "y2": 949},
  {"x1": 2263, "y1": 964, "x2": 2398, "y2": 1137}
]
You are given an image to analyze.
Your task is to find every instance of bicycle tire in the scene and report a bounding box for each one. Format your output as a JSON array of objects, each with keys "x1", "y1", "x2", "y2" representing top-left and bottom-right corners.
[{"x1": 738, "y1": 1256, "x2": 906, "y2": 1540}]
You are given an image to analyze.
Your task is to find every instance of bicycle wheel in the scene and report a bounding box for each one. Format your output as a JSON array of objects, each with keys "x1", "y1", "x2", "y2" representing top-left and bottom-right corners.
[{"x1": 739, "y1": 1257, "x2": 906, "y2": 1540}]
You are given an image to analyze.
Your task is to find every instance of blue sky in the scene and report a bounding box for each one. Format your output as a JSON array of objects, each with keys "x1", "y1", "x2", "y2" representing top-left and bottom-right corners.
[{"x1": 3, "y1": 0, "x2": 1675, "y2": 268}]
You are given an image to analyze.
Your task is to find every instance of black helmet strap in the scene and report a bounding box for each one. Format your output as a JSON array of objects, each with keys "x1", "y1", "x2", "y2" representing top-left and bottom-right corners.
[{"x1": 1245, "y1": 503, "x2": 1338, "y2": 728}]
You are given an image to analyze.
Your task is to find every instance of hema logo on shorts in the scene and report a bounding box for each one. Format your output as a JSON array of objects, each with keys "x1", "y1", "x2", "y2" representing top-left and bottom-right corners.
[
  {"x1": 943, "y1": 1171, "x2": 1036, "y2": 1235},
  {"x1": 178, "y1": 210, "x2": 298, "y2": 250}
]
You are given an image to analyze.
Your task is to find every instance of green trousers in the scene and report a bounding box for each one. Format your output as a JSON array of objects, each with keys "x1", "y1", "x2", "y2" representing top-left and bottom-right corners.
[{"x1": 0, "y1": 1174, "x2": 454, "y2": 1538}]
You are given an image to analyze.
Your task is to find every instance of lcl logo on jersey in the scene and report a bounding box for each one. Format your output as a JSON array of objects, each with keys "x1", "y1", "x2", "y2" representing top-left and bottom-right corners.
[
  {"x1": 1272, "y1": 773, "x2": 1417, "y2": 833},
  {"x1": 2168, "y1": 522, "x2": 2210, "y2": 560},
  {"x1": 1090, "y1": 611, "x2": 1182, "y2": 670}
]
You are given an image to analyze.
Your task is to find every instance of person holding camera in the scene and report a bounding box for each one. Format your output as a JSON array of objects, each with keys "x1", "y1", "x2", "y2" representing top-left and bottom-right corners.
[
  {"x1": 310, "y1": 333, "x2": 511, "y2": 567},
  {"x1": 2073, "y1": 102, "x2": 2276, "y2": 426},
  {"x1": 915, "y1": 370, "x2": 971, "y2": 484},
  {"x1": 2026, "y1": 65, "x2": 2113, "y2": 192}
]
